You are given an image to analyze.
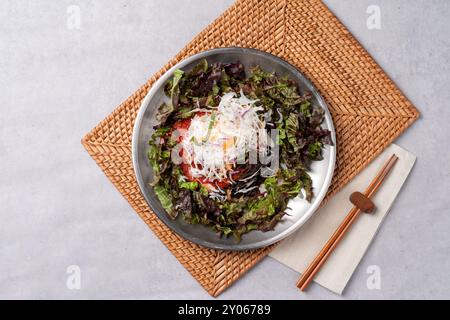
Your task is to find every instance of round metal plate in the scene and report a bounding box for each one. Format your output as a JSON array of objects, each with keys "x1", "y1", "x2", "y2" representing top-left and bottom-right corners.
[{"x1": 132, "y1": 47, "x2": 336, "y2": 251}]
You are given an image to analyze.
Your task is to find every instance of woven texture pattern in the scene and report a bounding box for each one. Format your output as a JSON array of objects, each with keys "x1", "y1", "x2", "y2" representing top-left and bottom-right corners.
[{"x1": 82, "y1": 0, "x2": 419, "y2": 296}]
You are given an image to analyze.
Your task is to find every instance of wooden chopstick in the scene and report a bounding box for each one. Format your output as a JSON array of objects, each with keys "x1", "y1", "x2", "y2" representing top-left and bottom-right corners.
[
  {"x1": 296, "y1": 154, "x2": 397, "y2": 290},
  {"x1": 296, "y1": 154, "x2": 399, "y2": 291}
]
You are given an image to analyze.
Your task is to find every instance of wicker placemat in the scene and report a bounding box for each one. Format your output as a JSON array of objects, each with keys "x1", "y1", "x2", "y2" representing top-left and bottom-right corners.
[{"x1": 82, "y1": 0, "x2": 419, "y2": 296}]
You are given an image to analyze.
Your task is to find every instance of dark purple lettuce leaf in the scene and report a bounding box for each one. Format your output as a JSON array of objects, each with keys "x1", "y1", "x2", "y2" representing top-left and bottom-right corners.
[
  {"x1": 175, "y1": 189, "x2": 192, "y2": 219},
  {"x1": 223, "y1": 61, "x2": 245, "y2": 80}
]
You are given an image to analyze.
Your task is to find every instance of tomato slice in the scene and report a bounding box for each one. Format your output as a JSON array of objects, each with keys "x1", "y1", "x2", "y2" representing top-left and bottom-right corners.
[{"x1": 172, "y1": 118, "x2": 192, "y2": 131}]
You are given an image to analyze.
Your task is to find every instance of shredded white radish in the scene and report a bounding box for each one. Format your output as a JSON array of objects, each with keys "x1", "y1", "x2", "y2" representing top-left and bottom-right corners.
[{"x1": 181, "y1": 91, "x2": 269, "y2": 182}]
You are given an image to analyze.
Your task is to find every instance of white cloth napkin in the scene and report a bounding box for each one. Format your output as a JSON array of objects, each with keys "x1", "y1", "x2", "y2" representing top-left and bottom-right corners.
[{"x1": 269, "y1": 144, "x2": 416, "y2": 294}]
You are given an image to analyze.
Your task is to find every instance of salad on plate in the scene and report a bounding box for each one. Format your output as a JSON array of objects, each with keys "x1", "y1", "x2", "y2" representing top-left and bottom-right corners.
[{"x1": 147, "y1": 59, "x2": 332, "y2": 240}]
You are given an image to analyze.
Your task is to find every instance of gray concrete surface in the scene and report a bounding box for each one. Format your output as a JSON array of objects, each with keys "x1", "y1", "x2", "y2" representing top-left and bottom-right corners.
[{"x1": 0, "y1": 0, "x2": 449, "y2": 299}]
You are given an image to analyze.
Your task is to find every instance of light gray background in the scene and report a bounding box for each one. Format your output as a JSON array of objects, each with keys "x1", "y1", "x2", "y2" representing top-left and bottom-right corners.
[{"x1": 1, "y1": 0, "x2": 449, "y2": 300}]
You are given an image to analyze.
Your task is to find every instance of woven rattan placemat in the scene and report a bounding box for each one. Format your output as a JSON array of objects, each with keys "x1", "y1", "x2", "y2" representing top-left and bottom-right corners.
[{"x1": 82, "y1": 0, "x2": 419, "y2": 296}]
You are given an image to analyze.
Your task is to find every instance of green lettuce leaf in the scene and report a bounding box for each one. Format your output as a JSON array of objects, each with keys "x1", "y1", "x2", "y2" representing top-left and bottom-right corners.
[
  {"x1": 155, "y1": 103, "x2": 174, "y2": 123},
  {"x1": 307, "y1": 141, "x2": 323, "y2": 160},
  {"x1": 179, "y1": 181, "x2": 199, "y2": 191},
  {"x1": 171, "y1": 69, "x2": 184, "y2": 108},
  {"x1": 300, "y1": 101, "x2": 312, "y2": 117},
  {"x1": 154, "y1": 184, "x2": 176, "y2": 219},
  {"x1": 285, "y1": 113, "x2": 300, "y2": 152}
]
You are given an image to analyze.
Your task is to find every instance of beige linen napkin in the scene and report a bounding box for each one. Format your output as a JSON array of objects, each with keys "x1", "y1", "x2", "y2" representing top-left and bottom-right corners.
[{"x1": 270, "y1": 144, "x2": 416, "y2": 294}]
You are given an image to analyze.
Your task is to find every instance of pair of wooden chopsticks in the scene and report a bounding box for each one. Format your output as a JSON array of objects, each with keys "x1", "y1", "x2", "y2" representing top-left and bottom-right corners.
[{"x1": 296, "y1": 154, "x2": 399, "y2": 291}]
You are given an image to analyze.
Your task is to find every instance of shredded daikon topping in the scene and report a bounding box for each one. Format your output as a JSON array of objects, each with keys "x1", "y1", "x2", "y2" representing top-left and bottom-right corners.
[{"x1": 181, "y1": 91, "x2": 269, "y2": 182}]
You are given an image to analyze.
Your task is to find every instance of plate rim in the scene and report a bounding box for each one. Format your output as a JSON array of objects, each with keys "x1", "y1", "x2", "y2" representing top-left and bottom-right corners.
[{"x1": 132, "y1": 47, "x2": 336, "y2": 251}]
